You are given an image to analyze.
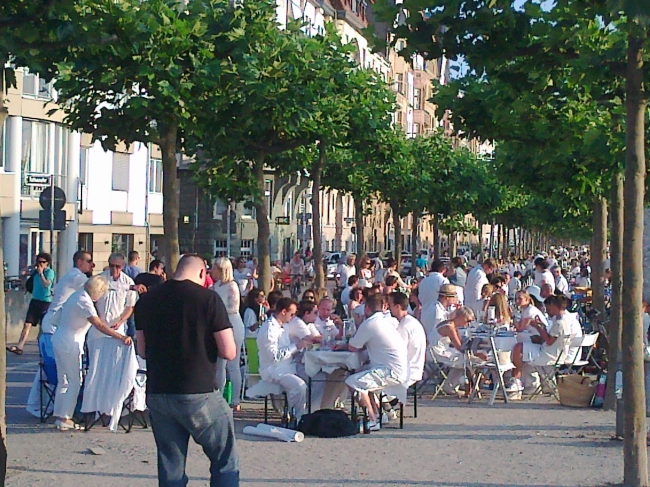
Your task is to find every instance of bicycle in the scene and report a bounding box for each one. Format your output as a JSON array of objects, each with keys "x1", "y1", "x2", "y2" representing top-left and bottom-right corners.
[{"x1": 290, "y1": 274, "x2": 302, "y2": 300}]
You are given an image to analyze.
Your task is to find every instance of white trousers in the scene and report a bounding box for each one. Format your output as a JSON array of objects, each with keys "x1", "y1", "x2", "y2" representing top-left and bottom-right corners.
[
  {"x1": 52, "y1": 347, "x2": 82, "y2": 420},
  {"x1": 276, "y1": 374, "x2": 307, "y2": 420}
]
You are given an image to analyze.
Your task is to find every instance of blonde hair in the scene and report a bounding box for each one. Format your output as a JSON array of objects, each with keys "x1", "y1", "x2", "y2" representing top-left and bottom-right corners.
[
  {"x1": 481, "y1": 284, "x2": 494, "y2": 299},
  {"x1": 516, "y1": 290, "x2": 532, "y2": 306},
  {"x1": 84, "y1": 275, "x2": 109, "y2": 300},
  {"x1": 213, "y1": 257, "x2": 234, "y2": 283},
  {"x1": 455, "y1": 306, "x2": 475, "y2": 322},
  {"x1": 488, "y1": 292, "x2": 512, "y2": 324}
]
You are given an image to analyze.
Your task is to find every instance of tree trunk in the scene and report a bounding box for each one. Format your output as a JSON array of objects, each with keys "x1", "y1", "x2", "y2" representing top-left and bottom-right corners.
[
  {"x1": 159, "y1": 124, "x2": 181, "y2": 274},
  {"x1": 0, "y1": 64, "x2": 9, "y2": 486},
  {"x1": 253, "y1": 153, "x2": 272, "y2": 295},
  {"x1": 591, "y1": 197, "x2": 607, "y2": 316},
  {"x1": 622, "y1": 31, "x2": 648, "y2": 487},
  {"x1": 604, "y1": 172, "x2": 624, "y2": 411},
  {"x1": 433, "y1": 213, "x2": 440, "y2": 259},
  {"x1": 311, "y1": 142, "x2": 326, "y2": 290},
  {"x1": 477, "y1": 219, "x2": 484, "y2": 262},
  {"x1": 412, "y1": 212, "x2": 420, "y2": 277},
  {"x1": 488, "y1": 222, "x2": 495, "y2": 258},
  {"x1": 354, "y1": 196, "x2": 365, "y2": 265},
  {"x1": 391, "y1": 203, "x2": 403, "y2": 270}
]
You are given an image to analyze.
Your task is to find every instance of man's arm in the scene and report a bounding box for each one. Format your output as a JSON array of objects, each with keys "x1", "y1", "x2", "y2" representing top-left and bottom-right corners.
[
  {"x1": 89, "y1": 315, "x2": 131, "y2": 344},
  {"x1": 214, "y1": 329, "x2": 237, "y2": 360},
  {"x1": 112, "y1": 305, "x2": 134, "y2": 329}
]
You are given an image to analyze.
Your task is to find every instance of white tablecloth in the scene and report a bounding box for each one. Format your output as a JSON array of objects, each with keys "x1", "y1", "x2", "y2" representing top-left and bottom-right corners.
[
  {"x1": 82, "y1": 339, "x2": 138, "y2": 431},
  {"x1": 304, "y1": 350, "x2": 360, "y2": 378}
]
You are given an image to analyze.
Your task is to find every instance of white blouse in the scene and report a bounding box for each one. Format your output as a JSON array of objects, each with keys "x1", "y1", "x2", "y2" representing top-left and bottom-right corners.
[{"x1": 212, "y1": 280, "x2": 240, "y2": 315}]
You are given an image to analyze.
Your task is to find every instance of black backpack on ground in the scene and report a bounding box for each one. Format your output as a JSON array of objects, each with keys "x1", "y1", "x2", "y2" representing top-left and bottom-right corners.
[{"x1": 297, "y1": 409, "x2": 358, "y2": 438}]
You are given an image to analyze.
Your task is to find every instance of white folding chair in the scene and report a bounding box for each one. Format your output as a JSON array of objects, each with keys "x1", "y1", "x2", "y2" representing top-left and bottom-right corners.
[
  {"x1": 420, "y1": 347, "x2": 450, "y2": 401},
  {"x1": 566, "y1": 333, "x2": 599, "y2": 374},
  {"x1": 528, "y1": 335, "x2": 573, "y2": 401}
]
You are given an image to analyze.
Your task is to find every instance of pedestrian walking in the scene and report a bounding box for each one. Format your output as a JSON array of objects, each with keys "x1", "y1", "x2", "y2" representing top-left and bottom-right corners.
[{"x1": 135, "y1": 254, "x2": 239, "y2": 487}]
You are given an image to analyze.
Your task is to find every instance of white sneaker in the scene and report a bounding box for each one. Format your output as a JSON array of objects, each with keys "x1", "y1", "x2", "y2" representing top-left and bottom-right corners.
[
  {"x1": 505, "y1": 379, "x2": 523, "y2": 393},
  {"x1": 368, "y1": 420, "x2": 381, "y2": 432}
]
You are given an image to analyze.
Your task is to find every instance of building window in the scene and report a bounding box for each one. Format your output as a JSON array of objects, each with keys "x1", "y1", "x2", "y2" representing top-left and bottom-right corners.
[
  {"x1": 242, "y1": 200, "x2": 255, "y2": 219},
  {"x1": 112, "y1": 233, "x2": 134, "y2": 254},
  {"x1": 351, "y1": 0, "x2": 357, "y2": 13},
  {"x1": 150, "y1": 234, "x2": 163, "y2": 258},
  {"x1": 240, "y1": 239, "x2": 254, "y2": 256},
  {"x1": 78, "y1": 233, "x2": 93, "y2": 254},
  {"x1": 0, "y1": 123, "x2": 5, "y2": 168},
  {"x1": 22, "y1": 72, "x2": 53, "y2": 100},
  {"x1": 413, "y1": 122, "x2": 420, "y2": 135},
  {"x1": 414, "y1": 88, "x2": 422, "y2": 110},
  {"x1": 284, "y1": 191, "x2": 293, "y2": 220},
  {"x1": 396, "y1": 111, "x2": 404, "y2": 125},
  {"x1": 112, "y1": 153, "x2": 130, "y2": 192},
  {"x1": 214, "y1": 239, "x2": 227, "y2": 257},
  {"x1": 213, "y1": 198, "x2": 227, "y2": 220},
  {"x1": 264, "y1": 179, "x2": 272, "y2": 216},
  {"x1": 21, "y1": 119, "x2": 50, "y2": 195},
  {"x1": 148, "y1": 156, "x2": 163, "y2": 193},
  {"x1": 53, "y1": 124, "x2": 69, "y2": 178},
  {"x1": 79, "y1": 147, "x2": 89, "y2": 185},
  {"x1": 395, "y1": 73, "x2": 404, "y2": 94}
]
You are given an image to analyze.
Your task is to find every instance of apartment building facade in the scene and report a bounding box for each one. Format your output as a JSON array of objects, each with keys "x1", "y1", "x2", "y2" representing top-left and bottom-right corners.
[{"x1": 1, "y1": 69, "x2": 163, "y2": 278}]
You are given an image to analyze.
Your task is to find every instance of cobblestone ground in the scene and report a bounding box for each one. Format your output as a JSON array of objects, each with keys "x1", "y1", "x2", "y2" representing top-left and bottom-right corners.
[{"x1": 6, "y1": 342, "x2": 631, "y2": 487}]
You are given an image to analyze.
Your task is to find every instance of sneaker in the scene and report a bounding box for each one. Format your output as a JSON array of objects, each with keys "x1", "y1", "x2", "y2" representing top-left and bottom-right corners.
[
  {"x1": 505, "y1": 379, "x2": 523, "y2": 393},
  {"x1": 368, "y1": 420, "x2": 381, "y2": 432},
  {"x1": 381, "y1": 409, "x2": 398, "y2": 423},
  {"x1": 508, "y1": 390, "x2": 522, "y2": 400}
]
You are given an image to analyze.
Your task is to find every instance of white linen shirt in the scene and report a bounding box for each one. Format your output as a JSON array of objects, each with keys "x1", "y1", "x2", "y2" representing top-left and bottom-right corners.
[
  {"x1": 256, "y1": 316, "x2": 298, "y2": 381},
  {"x1": 285, "y1": 316, "x2": 320, "y2": 343},
  {"x1": 337, "y1": 264, "x2": 356, "y2": 286},
  {"x1": 422, "y1": 301, "x2": 449, "y2": 344},
  {"x1": 418, "y1": 272, "x2": 449, "y2": 311},
  {"x1": 465, "y1": 266, "x2": 488, "y2": 310},
  {"x1": 51, "y1": 290, "x2": 99, "y2": 354},
  {"x1": 315, "y1": 316, "x2": 339, "y2": 340},
  {"x1": 555, "y1": 275, "x2": 569, "y2": 295},
  {"x1": 397, "y1": 314, "x2": 427, "y2": 383},
  {"x1": 41, "y1": 267, "x2": 88, "y2": 334},
  {"x1": 349, "y1": 312, "x2": 408, "y2": 383},
  {"x1": 534, "y1": 269, "x2": 555, "y2": 292},
  {"x1": 88, "y1": 271, "x2": 137, "y2": 340}
]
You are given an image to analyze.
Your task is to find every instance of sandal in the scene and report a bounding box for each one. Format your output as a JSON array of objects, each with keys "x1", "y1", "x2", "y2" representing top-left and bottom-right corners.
[
  {"x1": 6, "y1": 346, "x2": 23, "y2": 356},
  {"x1": 232, "y1": 404, "x2": 242, "y2": 412},
  {"x1": 55, "y1": 419, "x2": 84, "y2": 431}
]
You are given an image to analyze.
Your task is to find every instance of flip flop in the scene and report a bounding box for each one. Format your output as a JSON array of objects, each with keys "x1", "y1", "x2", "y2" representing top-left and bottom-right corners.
[{"x1": 6, "y1": 346, "x2": 23, "y2": 355}]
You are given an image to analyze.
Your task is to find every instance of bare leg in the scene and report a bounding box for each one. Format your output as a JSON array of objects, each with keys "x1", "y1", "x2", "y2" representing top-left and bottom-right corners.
[
  {"x1": 16, "y1": 323, "x2": 33, "y2": 351},
  {"x1": 356, "y1": 391, "x2": 377, "y2": 422}
]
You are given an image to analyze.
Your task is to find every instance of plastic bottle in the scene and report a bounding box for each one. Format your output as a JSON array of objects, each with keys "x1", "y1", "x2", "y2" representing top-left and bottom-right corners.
[
  {"x1": 362, "y1": 408, "x2": 370, "y2": 434},
  {"x1": 223, "y1": 379, "x2": 233, "y2": 405},
  {"x1": 592, "y1": 373, "x2": 607, "y2": 408}
]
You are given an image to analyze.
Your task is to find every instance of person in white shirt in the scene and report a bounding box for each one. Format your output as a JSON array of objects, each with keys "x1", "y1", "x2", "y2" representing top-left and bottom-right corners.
[
  {"x1": 234, "y1": 257, "x2": 254, "y2": 298},
  {"x1": 82, "y1": 253, "x2": 143, "y2": 420},
  {"x1": 243, "y1": 288, "x2": 267, "y2": 337},
  {"x1": 575, "y1": 267, "x2": 592, "y2": 288},
  {"x1": 314, "y1": 298, "x2": 343, "y2": 340},
  {"x1": 514, "y1": 290, "x2": 548, "y2": 336},
  {"x1": 52, "y1": 276, "x2": 131, "y2": 431},
  {"x1": 345, "y1": 295, "x2": 408, "y2": 430},
  {"x1": 418, "y1": 260, "x2": 450, "y2": 313},
  {"x1": 533, "y1": 257, "x2": 555, "y2": 293},
  {"x1": 422, "y1": 284, "x2": 458, "y2": 344},
  {"x1": 353, "y1": 285, "x2": 381, "y2": 326},
  {"x1": 388, "y1": 292, "x2": 426, "y2": 385},
  {"x1": 340, "y1": 275, "x2": 359, "y2": 307},
  {"x1": 508, "y1": 271, "x2": 523, "y2": 300},
  {"x1": 464, "y1": 258, "x2": 497, "y2": 319},
  {"x1": 510, "y1": 294, "x2": 574, "y2": 397},
  {"x1": 336, "y1": 255, "x2": 356, "y2": 289},
  {"x1": 257, "y1": 298, "x2": 312, "y2": 420}
]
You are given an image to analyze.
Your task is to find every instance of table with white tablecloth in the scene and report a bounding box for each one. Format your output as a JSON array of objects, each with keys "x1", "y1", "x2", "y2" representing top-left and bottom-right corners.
[{"x1": 303, "y1": 350, "x2": 361, "y2": 413}]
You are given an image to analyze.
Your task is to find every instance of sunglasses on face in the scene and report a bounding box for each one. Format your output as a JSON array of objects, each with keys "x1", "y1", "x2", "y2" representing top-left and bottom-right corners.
[
  {"x1": 37, "y1": 260, "x2": 47, "y2": 264},
  {"x1": 109, "y1": 264, "x2": 123, "y2": 269}
]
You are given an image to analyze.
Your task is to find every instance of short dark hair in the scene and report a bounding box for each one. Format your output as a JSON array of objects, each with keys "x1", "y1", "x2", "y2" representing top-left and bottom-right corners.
[
  {"x1": 430, "y1": 259, "x2": 446, "y2": 273},
  {"x1": 451, "y1": 257, "x2": 463, "y2": 267},
  {"x1": 297, "y1": 300, "x2": 317, "y2": 318},
  {"x1": 385, "y1": 257, "x2": 396, "y2": 268},
  {"x1": 348, "y1": 275, "x2": 359, "y2": 286},
  {"x1": 483, "y1": 258, "x2": 497, "y2": 270},
  {"x1": 128, "y1": 250, "x2": 139, "y2": 262},
  {"x1": 534, "y1": 257, "x2": 548, "y2": 269},
  {"x1": 149, "y1": 259, "x2": 164, "y2": 272},
  {"x1": 545, "y1": 294, "x2": 568, "y2": 310},
  {"x1": 388, "y1": 291, "x2": 409, "y2": 311},
  {"x1": 267, "y1": 290, "x2": 283, "y2": 310},
  {"x1": 73, "y1": 250, "x2": 91, "y2": 266},
  {"x1": 362, "y1": 285, "x2": 380, "y2": 299},
  {"x1": 365, "y1": 294, "x2": 385, "y2": 314},
  {"x1": 490, "y1": 276, "x2": 506, "y2": 286},
  {"x1": 274, "y1": 297, "x2": 297, "y2": 314},
  {"x1": 36, "y1": 252, "x2": 51, "y2": 264},
  {"x1": 385, "y1": 275, "x2": 398, "y2": 287}
]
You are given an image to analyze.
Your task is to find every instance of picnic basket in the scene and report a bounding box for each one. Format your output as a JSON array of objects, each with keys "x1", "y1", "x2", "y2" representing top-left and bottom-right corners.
[{"x1": 557, "y1": 374, "x2": 596, "y2": 408}]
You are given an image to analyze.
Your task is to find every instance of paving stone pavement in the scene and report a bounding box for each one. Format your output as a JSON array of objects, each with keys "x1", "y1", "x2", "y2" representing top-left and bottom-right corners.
[{"x1": 5, "y1": 342, "x2": 634, "y2": 487}]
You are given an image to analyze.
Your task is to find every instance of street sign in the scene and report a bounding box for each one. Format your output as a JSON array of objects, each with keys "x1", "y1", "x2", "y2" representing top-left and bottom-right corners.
[
  {"x1": 26, "y1": 174, "x2": 50, "y2": 186},
  {"x1": 344, "y1": 217, "x2": 355, "y2": 224},
  {"x1": 275, "y1": 216, "x2": 290, "y2": 225},
  {"x1": 39, "y1": 186, "x2": 66, "y2": 211},
  {"x1": 39, "y1": 210, "x2": 66, "y2": 230}
]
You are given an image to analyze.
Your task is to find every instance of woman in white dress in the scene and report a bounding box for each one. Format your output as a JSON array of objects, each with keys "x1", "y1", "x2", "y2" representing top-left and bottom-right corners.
[
  {"x1": 51, "y1": 275, "x2": 131, "y2": 430},
  {"x1": 212, "y1": 257, "x2": 246, "y2": 410},
  {"x1": 242, "y1": 288, "x2": 267, "y2": 338}
]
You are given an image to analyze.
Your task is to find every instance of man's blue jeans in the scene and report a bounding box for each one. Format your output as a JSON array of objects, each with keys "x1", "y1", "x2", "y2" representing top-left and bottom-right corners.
[{"x1": 147, "y1": 392, "x2": 239, "y2": 487}]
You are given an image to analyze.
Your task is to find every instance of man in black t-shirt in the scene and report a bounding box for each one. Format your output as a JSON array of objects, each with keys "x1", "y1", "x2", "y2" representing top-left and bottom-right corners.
[
  {"x1": 135, "y1": 254, "x2": 239, "y2": 487},
  {"x1": 134, "y1": 259, "x2": 166, "y2": 291}
]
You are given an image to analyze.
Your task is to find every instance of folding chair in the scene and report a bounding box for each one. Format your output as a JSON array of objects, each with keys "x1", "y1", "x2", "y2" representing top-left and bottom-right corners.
[
  {"x1": 528, "y1": 335, "x2": 573, "y2": 401},
  {"x1": 566, "y1": 333, "x2": 600, "y2": 374},
  {"x1": 38, "y1": 334, "x2": 58, "y2": 423},
  {"x1": 418, "y1": 347, "x2": 450, "y2": 401},
  {"x1": 467, "y1": 337, "x2": 514, "y2": 405}
]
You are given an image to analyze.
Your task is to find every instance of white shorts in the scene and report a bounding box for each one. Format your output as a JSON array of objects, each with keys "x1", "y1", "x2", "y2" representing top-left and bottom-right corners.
[
  {"x1": 345, "y1": 366, "x2": 401, "y2": 393},
  {"x1": 522, "y1": 342, "x2": 556, "y2": 366}
]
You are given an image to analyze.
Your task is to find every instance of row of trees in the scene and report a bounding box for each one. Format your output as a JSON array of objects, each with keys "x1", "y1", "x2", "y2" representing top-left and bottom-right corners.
[{"x1": 372, "y1": 0, "x2": 649, "y2": 483}]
